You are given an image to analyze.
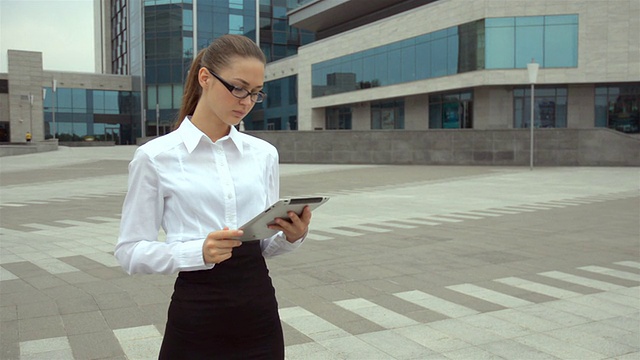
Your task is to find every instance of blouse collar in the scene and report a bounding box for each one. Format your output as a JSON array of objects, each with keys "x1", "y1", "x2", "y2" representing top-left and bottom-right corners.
[{"x1": 179, "y1": 117, "x2": 244, "y2": 155}]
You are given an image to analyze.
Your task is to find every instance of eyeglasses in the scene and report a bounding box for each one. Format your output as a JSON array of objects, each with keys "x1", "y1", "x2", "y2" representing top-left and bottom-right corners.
[{"x1": 206, "y1": 68, "x2": 266, "y2": 103}]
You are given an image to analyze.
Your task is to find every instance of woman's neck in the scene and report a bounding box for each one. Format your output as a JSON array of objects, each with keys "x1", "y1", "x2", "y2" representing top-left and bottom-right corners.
[{"x1": 190, "y1": 106, "x2": 230, "y2": 143}]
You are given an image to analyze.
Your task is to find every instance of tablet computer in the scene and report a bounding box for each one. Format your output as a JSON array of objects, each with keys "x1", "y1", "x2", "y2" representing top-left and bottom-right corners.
[{"x1": 236, "y1": 196, "x2": 330, "y2": 241}]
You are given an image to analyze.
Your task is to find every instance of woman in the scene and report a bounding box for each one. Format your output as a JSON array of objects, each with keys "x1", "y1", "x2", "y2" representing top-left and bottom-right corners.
[{"x1": 115, "y1": 34, "x2": 311, "y2": 359}]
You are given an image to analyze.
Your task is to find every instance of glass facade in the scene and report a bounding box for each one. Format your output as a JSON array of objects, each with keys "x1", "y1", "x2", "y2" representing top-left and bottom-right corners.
[
  {"x1": 247, "y1": 75, "x2": 298, "y2": 130},
  {"x1": 371, "y1": 99, "x2": 404, "y2": 129},
  {"x1": 513, "y1": 87, "x2": 567, "y2": 128},
  {"x1": 111, "y1": 0, "x2": 129, "y2": 74},
  {"x1": 196, "y1": 0, "x2": 256, "y2": 49},
  {"x1": 312, "y1": 15, "x2": 578, "y2": 98},
  {"x1": 259, "y1": 0, "x2": 315, "y2": 62},
  {"x1": 144, "y1": 0, "x2": 194, "y2": 135},
  {"x1": 595, "y1": 84, "x2": 640, "y2": 134},
  {"x1": 485, "y1": 15, "x2": 578, "y2": 69},
  {"x1": 429, "y1": 91, "x2": 474, "y2": 129},
  {"x1": 43, "y1": 87, "x2": 140, "y2": 144}
]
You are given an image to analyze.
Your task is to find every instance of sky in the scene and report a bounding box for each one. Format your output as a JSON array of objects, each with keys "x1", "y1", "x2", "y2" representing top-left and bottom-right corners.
[{"x1": 0, "y1": 0, "x2": 95, "y2": 73}]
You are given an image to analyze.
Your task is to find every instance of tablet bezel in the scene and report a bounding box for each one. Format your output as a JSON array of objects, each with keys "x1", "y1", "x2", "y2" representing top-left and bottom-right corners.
[{"x1": 236, "y1": 196, "x2": 330, "y2": 241}]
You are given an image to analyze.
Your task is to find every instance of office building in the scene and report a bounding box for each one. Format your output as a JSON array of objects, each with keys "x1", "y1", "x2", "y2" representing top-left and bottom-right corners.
[{"x1": 265, "y1": 0, "x2": 639, "y2": 134}]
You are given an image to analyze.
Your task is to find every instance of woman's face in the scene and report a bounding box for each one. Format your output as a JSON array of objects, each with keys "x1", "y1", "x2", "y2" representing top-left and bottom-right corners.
[{"x1": 200, "y1": 56, "x2": 265, "y2": 128}]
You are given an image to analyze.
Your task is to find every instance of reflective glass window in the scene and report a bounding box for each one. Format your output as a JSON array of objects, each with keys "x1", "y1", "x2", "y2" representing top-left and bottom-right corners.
[
  {"x1": 513, "y1": 87, "x2": 568, "y2": 128},
  {"x1": 230, "y1": 0, "x2": 243, "y2": 10},
  {"x1": 57, "y1": 88, "x2": 72, "y2": 111},
  {"x1": 173, "y1": 84, "x2": 183, "y2": 109},
  {"x1": 158, "y1": 85, "x2": 172, "y2": 109},
  {"x1": 594, "y1": 84, "x2": 640, "y2": 133},
  {"x1": 147, "y1": 86, "x2": 157, "y2": 109},
  {"x1": 105, "y1": 91, "x2": 120, "y2": 114},
  {"x1": 373, "y1": 52, "x2": 387, "y2": 86},
  {"x1": 485, "y1": 26, "x2": 515, "y2": 68},
  {"x1": 515, "y1": 25, "x2": 543, "y2": 68},
  {"x1": 183, "y1": 9, "x2": 193, "y2": 31},
  {"x1": 544, "y1": 24, "x2": 578, "y2": 67},
  {"x1": 229, "y1": 14, "x2": 243, "y2": 34},
  {"x1": 371, "y1": 99, "x2": 404, "y2": 129},
  {"x1": 429, "y1": 90, "x2": 474, "y2": 129},
  {"x1": 72, "y1": 89, "x2": 87, "y2": 114}
]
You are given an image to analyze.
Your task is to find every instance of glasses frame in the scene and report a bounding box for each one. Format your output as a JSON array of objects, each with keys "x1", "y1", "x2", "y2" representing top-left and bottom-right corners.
[{"x1": 205, "y1": 68, "x2": 266, "y2": 103}]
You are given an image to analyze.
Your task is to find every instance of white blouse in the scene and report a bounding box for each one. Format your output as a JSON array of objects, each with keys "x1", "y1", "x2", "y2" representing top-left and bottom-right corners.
[{"x1": 115, "y1": 118, "x2": 302, "y2": 275}]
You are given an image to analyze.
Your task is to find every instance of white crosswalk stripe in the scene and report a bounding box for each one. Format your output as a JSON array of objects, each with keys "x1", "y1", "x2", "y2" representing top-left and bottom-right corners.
[
  {"x1": 113, "y1": 325, "x2": 163, "y2": 360},
  {"x1": 446, "y1": 283, "x2": 534, "y2": 308},
  {"x1": 538, "y1": 271, "x2": 624, "y2": 291},
  {"x1": 316, "y1": 227, "x2": 364, "y2": 237},
  {"x1": 305, "y1": 233, "x2": 334, "y2": 241},
  {"x1": 394, "y1": 290, "x2": 479, "y2": 318},
  {"x1": 334, "y1": 298, "x2": 419, "y2": 328},
  {"x1": 421, "y1": 216, "x2": 463, "y2": 223},
  {"x1": 279, "y1": 306, "x2": 350, "y2": 341},
  {"x1": 615, "y1": 261, "x2": 640, "y2": 269},
  {"x1": 494, "y1": 277, "x2": 582, "y2": 299},
  {"x1": 344, "y1": 224, "x2": 392, "y2": 233},
  {"x1": 578, "y1": 265, "x2": 640, "y2": 282}
]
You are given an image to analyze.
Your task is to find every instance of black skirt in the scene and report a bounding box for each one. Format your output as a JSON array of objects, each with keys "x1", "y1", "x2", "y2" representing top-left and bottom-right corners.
[{"x1": 158, "y1": 240, "x2": 284, "y2": 360}]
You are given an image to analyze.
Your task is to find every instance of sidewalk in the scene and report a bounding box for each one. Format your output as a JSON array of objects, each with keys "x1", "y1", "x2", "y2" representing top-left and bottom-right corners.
[{"x1": 1, "y1": 146, "x2": 639, "y2": 359}]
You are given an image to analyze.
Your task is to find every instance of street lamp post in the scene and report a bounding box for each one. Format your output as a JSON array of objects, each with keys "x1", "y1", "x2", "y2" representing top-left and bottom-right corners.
[
  {"x1": 28, "y1": 93, "x2": 34, "y2": 135},
  {"x1": 527, "y1": 59, "x2": 539, "y2": 170}
]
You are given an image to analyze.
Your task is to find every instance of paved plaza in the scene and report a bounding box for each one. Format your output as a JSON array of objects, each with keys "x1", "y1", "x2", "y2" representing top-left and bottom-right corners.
[{"x1": 0, "y1": 146, "x2": 639, "y2": 360}]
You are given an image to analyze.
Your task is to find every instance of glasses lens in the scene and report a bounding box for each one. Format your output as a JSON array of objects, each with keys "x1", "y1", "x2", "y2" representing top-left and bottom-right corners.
[
  {"x1": 253, "y1": 93, "x2": 265, "y2": 103},
  {"x1": 231, "y1": 88, "x2": 249, "y2": 99}
]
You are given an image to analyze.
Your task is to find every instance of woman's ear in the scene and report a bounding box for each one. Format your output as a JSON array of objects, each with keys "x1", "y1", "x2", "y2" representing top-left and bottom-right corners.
[{"x1": 198, "y1": 67, "x2": 210, "y2": 89}]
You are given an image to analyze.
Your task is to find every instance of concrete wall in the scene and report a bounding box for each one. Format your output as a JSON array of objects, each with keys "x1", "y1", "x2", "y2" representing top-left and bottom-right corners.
[
  {"x1": 0, "y1": 139, "x2": 58, "y2": 157},
  {"x1": 247, "y1": 128, "x2": 640, "y2": 166}
]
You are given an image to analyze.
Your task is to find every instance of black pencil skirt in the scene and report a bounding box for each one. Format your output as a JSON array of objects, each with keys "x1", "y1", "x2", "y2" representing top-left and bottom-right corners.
[{"x1": 158, "y1": 241, "x2": 284, "y2": 360}]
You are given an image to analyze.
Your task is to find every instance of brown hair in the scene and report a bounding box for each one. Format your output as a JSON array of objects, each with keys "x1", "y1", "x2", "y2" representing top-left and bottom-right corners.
[{"x1": 174, "y1": 34, "x2": 266, "y2": 129}]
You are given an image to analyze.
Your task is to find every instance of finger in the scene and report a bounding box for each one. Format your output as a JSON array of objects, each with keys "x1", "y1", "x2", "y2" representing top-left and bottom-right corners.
[{"x1": 209, "y1": 229, "x2": 244, "y2": 240}]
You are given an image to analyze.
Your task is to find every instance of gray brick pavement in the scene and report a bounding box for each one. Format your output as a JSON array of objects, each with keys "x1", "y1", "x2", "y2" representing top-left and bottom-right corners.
[{"x1": 1, "y1": 146, "x2": 638, "y2": 359}]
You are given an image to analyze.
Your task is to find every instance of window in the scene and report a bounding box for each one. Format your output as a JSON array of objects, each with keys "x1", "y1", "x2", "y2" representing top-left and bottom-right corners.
[
  {"x1": 326, "y1": 107, "x2": 352, "y2": 130},
  {"x1": 429, "y1": 91, "x2": 474, "y2": 129},
  {"x1": 371, "y1": 100, "x2": 404, "y2": 129},
  {"x1": 485, "y1": 15, "x2": 578, "y2": 69},
  {"x1": 513, "y1": 87, "x2": 567, "y2": 128},
  {"x1": 595, "y1": 84, "x2": 640, "y2": 133}
]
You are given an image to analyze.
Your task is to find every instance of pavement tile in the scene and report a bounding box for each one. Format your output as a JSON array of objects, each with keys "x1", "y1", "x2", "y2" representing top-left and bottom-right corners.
[
  {"x1": 19, "y1": 336, "x2": 70, "y2": 355},
  {"x1": 55, "y1": 295, "x2": 100, "y2": 315},
  {"x1": 513, "y1": 333, "x2": 608, "y2": 359},
  {"x1": 67, "y1": 330, "x2": 126, "y2": 359},
  {"x1": 0, "y1": 305, "x2": 17, "y2": 321},
  {"x1": 0, "y1": 320, "x2": 20, "y2": 359},
  {"x1": 479, "y1": 339, "x2": 560, "y2": 359},
  {"x1": 0, "y1": 262, "x2": 49, "y2": 279},
  {"x1": 18, "y1": 315, "x2": 66, "y2": 342},
  {"x1": 441, "y1": 345, "x2": 505, "y2": 360},
  {"x1": 101, "y1": 306, "x2": 152, "y2": 330},
  {"x1": 17, "y1": 300, "x2": 59, "y2": 319},
  {"x1": 61, "y1": 310, "x2": 110, "y2": 335},
  {"x1": 358, "y1": 329, "x2": 437, "y2": 359},
  {"x1": 545, "y1": 327, "x2": 637, "y2": 357}
]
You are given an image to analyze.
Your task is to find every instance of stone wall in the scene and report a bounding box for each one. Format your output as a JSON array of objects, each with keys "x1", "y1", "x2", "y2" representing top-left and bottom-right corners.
[{"x1": 247, "y1": 128, "x2": 640, "y2": 166}]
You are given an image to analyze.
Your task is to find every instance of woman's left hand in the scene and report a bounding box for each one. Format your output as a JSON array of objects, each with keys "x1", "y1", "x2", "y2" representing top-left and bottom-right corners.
[{"x1": 268, "y1": 206, "x2": 312, "y2": 243}]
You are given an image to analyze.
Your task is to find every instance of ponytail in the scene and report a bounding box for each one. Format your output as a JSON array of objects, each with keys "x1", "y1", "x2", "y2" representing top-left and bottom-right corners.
[
  {"x1": 173, "y1": 35, "x2": 266, "y2": 130},
  {"x1": 175, "y1": 49, "x2": 206, "y2": 129}
]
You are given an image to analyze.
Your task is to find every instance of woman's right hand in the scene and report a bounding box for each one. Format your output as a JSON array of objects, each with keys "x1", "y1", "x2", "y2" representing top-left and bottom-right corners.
[{"x1": 202, "y1": 227, "x2": 243, "y2": 265}]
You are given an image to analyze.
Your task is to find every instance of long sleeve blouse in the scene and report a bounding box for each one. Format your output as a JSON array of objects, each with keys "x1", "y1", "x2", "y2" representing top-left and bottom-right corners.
[{"x1": 115, "y1": 118, "x2": 302, "y2": 275}]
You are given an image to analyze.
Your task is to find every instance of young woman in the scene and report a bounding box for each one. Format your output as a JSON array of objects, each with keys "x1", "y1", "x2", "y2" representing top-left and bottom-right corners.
[{"x1": 115, "y1": 34, "x2": 311, "y2": 359}]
